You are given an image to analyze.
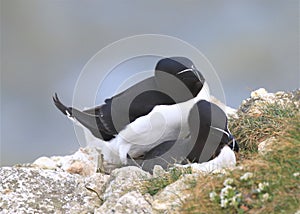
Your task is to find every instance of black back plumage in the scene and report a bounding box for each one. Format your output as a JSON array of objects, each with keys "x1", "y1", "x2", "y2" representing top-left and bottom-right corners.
[{"x1": 54, "y1": 57, "x2": 205, "y2": 141}]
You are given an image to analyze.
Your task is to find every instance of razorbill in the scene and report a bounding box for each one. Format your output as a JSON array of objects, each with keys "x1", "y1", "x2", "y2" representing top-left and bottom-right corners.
[
  {"x1": 53, "y1": 57, "x2": 207, "y2": 141},
  {"x1": 137, "y1": 100, "x2": 239, "y2": 172}
]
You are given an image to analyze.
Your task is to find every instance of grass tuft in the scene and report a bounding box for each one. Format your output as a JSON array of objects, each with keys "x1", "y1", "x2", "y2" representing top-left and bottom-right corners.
[
  {"x1": 142, "y1": 167, "x2": 192, "y2": 196},
  {"x1": 230, "y1": 101, "x2": 299, "y2": 154}
]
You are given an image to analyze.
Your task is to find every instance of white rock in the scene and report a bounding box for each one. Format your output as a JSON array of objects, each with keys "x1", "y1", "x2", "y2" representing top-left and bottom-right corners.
[
  {"x1": 59, "y1": 147, "x2": 99, "y2": 176},
  {"x1": 97, "y1": 166, "x2": 152, "y2": 213},
  {"x1": 275, "y1": 91, "x2": 285, "y2": 97},
  {"x1": 103, "y1": 166, "x2": 151, "y2": 200},
  {"x1": 95, "y1": 191, "x2": 152, "y2": 214},
  {"x1": 32, "y1": 156, "x2": 57, "y2": 170},
  {"x1": 32, "y1": 147, "x2": 101, "y2": 176},
  {"x1": 0, "y1": 167, "x2": 103, "y2": 213},
  {"x1": 84, "y1": 173, "x2": 110, "y2": 197},
  {"x1": 152, "y1": 173, "x2": 197, "y2": 213},
  {"x1": 258, "y1": 137, "x2": 276, "y2": 155},
  {"x1": 251, "y1": 88, "x2": 268, "y2": 99},
  {"x1": 152, "y1": 165, "x2": 166, "y2": 178}
]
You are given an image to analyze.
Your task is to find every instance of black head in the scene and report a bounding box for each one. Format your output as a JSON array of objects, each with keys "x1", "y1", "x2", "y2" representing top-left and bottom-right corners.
[
  {"x1": 154, "y1": 57, "x2": 205, "y2": 98},
  {"x1": 187, "y1": 100, "x2": 239, "y2": 163}
]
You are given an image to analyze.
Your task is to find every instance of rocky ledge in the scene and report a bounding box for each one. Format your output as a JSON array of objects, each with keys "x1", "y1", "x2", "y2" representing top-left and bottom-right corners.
[{"x1": 1, "y1": 88, "x2": 299, "y2": 214}]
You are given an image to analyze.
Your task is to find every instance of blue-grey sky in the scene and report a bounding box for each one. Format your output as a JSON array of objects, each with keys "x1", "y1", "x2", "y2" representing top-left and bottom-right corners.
[{"x1": 1, "y1": 0, "x2": 299, "y2": 166}]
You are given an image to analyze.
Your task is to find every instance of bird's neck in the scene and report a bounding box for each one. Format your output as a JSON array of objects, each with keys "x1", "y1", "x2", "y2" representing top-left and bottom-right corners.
[{"x1": 194, "y1": 81, "x2": 210, "y2": 103}]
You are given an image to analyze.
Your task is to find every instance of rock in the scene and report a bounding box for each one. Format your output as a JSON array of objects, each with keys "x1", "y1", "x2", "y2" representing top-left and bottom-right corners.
[
  {"x1": 103, "y1": 166, "x2": 151, "y2": 200},
  {"x1": 0, "y1": 167, "x2": 106, "y2": 213},
  {"x1": 241, "y1": 88, "x2": 276, "y2": 115},
  {"x1": 84, "y1": 173, "x2": 111, "y2": 200},
  {"x1": 95, "y1": 191, "x2": 152, "y2": 214},
  {"x1": 152, "y1": 165, "x2": 166, "y2": 178},
  {"x1": 258, "y1": 137, "x2": 276, "y2": 155},
  {"x1": 152, "y1": 174, "x2": 197, "y2": 213},
  {"x1": 250, "y1": 88, "x2": 269, "y2": 99},
  {"x1": 32, "y1": 147, "x2": 100, "y2": 176},
  {"x1": 32, "y1": 156, "x2": 57, "y2": 170},
  {"x1": 60, "y1": 147, "x2": 99, "y2": 176},
  {"x1": 240, "y1": 88, "x2": 300, "y2": 114},
  {"x1": 97, "y1": 166, "x2": 152, "y2": 213}
]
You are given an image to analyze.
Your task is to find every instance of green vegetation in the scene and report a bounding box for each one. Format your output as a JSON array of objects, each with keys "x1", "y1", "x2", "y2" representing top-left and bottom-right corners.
[
  {"x1": 230, "y1": 101, "x2": 299, "y2": 153},
  {"x1": 182, "y1": 98, "x2": 300, "y2": 213},
  {"x1": 143, "y1": 167, "x2": 192, "y2": 196}
]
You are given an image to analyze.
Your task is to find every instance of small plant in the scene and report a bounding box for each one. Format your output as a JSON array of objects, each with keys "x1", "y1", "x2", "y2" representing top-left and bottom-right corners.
[
  {"x1": 143, "y1": 167, "x2": 192, "y2": 196},
  {"x1": 239, "y1": 172, "x2": 253, "y2": 182},
  {"x1": 208, "y1": 176, "x2": 273, "y2": 212}
]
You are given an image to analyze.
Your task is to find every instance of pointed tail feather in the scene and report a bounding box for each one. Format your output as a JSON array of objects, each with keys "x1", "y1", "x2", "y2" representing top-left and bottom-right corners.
[
  {"x1": 53, "y1": 93, "x2": 72, "y2": 116},
  {"x1": 52, "y1": 93, "x2": 114, "y2": 140},
  {"x1": 53, "y1": 93, "x2": 99, "y2": 127}
]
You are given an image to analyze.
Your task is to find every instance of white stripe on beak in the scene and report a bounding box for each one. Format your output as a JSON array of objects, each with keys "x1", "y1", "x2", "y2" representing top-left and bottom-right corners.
[
  {"x1": 177, "y1": 68, "x2": 193, "y2": 75},
  {"x1": 210, "y1": 125, "x2": 236, "y2": 151},
  {"x1": 210, "y1": 125, "x2": 230, "y2": 137}
]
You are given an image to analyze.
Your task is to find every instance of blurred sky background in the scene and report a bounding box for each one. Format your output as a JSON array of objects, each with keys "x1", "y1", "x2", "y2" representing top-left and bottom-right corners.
[{"x1": 1, "y1": 0, "x2": 299, "y2": 166}]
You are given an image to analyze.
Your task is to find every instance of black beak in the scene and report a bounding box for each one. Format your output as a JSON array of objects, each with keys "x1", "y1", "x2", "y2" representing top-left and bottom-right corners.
[{"x1": 228, "y1": 134, "x2": 239, "y2": 152}]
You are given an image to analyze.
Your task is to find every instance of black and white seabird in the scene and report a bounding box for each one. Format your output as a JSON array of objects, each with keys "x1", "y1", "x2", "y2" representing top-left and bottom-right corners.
[
  {"x1": 53, "y1": 57, "x2": 207, "y2": 141},
  {"x1": 138, "y1": 100, "x2": 239, "y2": 172}
]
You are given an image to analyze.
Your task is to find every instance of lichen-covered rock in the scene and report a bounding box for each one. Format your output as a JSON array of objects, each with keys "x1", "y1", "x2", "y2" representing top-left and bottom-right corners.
[
  {"x1": 103, "y1": 166, "x2": 151, "y2": 199},
  {"x1": 152, "y1": 174, "x2": 197, "y2": 213},
  {"x1": 84, "y1": 173, "x2": 111, "y2": 200},
  {"x1": 32, "y1": 147, "x2": 100, "y2": 176},
  {"x1": 0, "y1": 167, "x2": 107, "y2": 213},
  {"x1": 240, "y1": 88, "x2": 300, "y2": 115},
  {"x1": 152, "y1": 165, "x2": 166, "y2": 178},
  {"x1": 97, "y1": 166, "x2": 152, "y2": 213},
  {"x1": 250, "y1": 88, "x2": 270, "y2": 99},
  {"x1": 95, "y1": 191, "x2": 153, "y2": 214},
  {"x1": 32, "y1": 156, "x2": 57, "y2": 170}
]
